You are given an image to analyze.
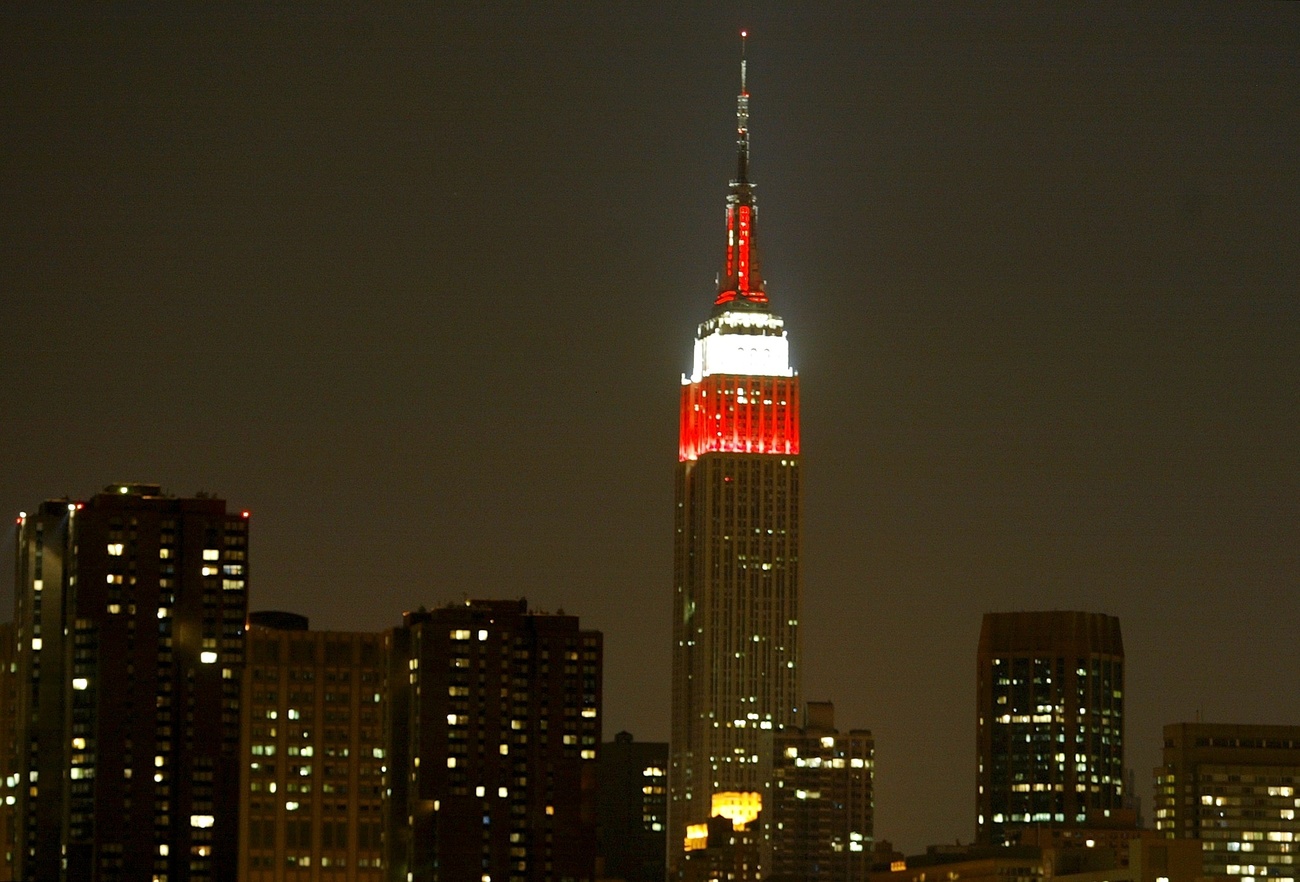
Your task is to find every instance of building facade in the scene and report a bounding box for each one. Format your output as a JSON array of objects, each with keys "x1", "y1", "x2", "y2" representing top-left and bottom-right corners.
[
  {"x1": 669, "y1": 43, "x2": 802, "y2": 876},
  {"x1": 385, "y1": 599, "x2": 602, "y2": 882},
  {"x1": 0, "y1": 621, "x2": 16, "y2": 882},
  {"x1": 11, "y1": 484, "x2": 249, "y2": 881},
  {"x1": 766, "y1": 702, "x2": 874, "y2": 882},
  {"x1": 1154, "y1": 722, "x2": 1300, "y2": 881},
  {"x1": 976, "y1": 611, "x2": 1126, "y2": 846},
  {"x1": 239, "y1": 612, "x2": 387, "y2": 881},
  {"x1": 597, "y1": 732, "x2": 667, "y2": 882}
]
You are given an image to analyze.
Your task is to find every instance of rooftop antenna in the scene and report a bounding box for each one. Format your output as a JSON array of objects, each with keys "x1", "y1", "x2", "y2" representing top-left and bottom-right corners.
[
  {"x1": 735, "y1": 29, "x2": 750, "y2": 184},
  {"x1": 740, "y1": 29, "x2": 748, "y2": 96}
]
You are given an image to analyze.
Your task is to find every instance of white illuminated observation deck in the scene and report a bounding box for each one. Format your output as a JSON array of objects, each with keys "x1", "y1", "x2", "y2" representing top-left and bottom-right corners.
[{"x1": 686, "y1": 309, "x2": 793, "y2": 383}]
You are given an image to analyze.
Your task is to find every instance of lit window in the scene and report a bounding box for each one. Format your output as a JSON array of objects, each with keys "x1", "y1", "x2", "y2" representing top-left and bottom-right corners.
[
  {"x1": 202, "y1": 549, "x2": 219, "y2": 561},
  {"x1": 200, "y1": 651, "x2": 218, "y2": 664},
  {"x1": 190, "y1": 814, "x2": 215, "y2": 828},
  {"x1": 107, "y1": 544, "x2": 124, "y2": 556}
]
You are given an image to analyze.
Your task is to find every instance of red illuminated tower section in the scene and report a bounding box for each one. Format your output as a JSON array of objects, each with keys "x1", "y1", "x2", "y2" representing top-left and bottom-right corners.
[{"x1": 669, "y1": 36, "x2": 802, "y2": 877}]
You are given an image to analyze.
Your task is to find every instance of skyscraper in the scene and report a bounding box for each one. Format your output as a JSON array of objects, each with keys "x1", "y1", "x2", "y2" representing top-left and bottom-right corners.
[
  {"x1": 1154, "y1": 722, "x2": 1300, "y2": 881},
  {"x1": 384, "y1": 599, "x2": 602, "y2": 882},
  {"x1": 669, "y1": 38, "x2": 802, "y2": 875},
  {"x1": 239, "y1": 611, "x2": 387, "y2": 881},
  {"x1": 976, "y1": 611, "x2": 1126, "y2": 847},
  {"x1": 597, "y1": 732, "x2": 668, "y2": 882},
  {"x1": 766, "y1": 702, "x2": 874, "y2": 882},
  {"x1": 0, "y1": 621, "x2": 16, "y2": 882},
  {"x1": 11, "y1": 484, "x2": 249, "y2": 881}
]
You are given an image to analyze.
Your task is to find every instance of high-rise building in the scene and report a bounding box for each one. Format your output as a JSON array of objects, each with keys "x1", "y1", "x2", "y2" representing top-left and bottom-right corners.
[
  {"x1": 1154, "y1": 722, "x2": 1300, "y2": 881},
  {"x1": 11, "y1": 484, "x2": 249, "y2": 881},
  {"x1": 976, "y1": 611, "x2": 1126, "y2": 846},
  {"x1": 766, "y1": 702, "x2": 874, "y2": 882},
  {"x1": 385, "y1": 599, "x2": 602, "y2": 882},
  {"x1": 669, "y1": 39, "x2": 802, "y2": 876},
  {"x1": 0, "y1": 621, "x2": 17, "y2": 882},
  {"x1": 597, "y1": 732, "x2": 667, "y2": 882},
  {"x1": 239, "y1": 611, "x2": 387, "y2": 881}
]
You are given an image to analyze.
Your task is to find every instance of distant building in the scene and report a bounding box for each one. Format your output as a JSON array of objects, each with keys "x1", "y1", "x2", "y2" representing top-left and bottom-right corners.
[
  {"x1": 1014, "y1": 809, "x2": 1147, "y2": 860},
  {"x1": 385, "y1": 599, "x2": 602, "y2": 882},
  {"x1": 870, "y1": 844, "x2": 1046, "y2": 882},
  {"x1": 766, "y1": 702, "x2": 874, "y2": 881},
  {"x1": 597, "y1": 731, "x2": 666, "y2": 882},
  {"x1": 680, "y1": 814, "x2": 763, "y2": 882},
  {"x1": 11, "y1": 484, "x2": 249, "y2": 881},
  {"x1": 976, "y1": 611, "x2": 1127, "y2": 846},
  {"x1": 1155, "y1": 722, "x2": 1300, "y2": 880},
  {"x1": 238, "y1": 611, "x2": 387, "y2": 881},
  {"x1": 870, "y1": 839, "x2": 1203, "y2": 882},
  {"x1": 0, "y1": 621, "x2": 16, "y2": 882}
]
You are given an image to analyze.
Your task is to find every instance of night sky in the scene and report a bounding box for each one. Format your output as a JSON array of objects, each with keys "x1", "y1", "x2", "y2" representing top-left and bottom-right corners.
[{"x1": 3, "y1": 3, "x2": 1298, "y2": 854}]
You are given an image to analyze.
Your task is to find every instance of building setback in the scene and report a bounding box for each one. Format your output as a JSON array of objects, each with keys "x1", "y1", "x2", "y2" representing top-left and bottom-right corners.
[
  {"x1": 766, "y1": 702, "x2": 874, "y2": 882},
  {"x1": 669, "y1": 41, "x2": 802, "y2": 877},
  {"x1": 239, "y1": 612, "x2": 387, "y2": 881},
  {"x1": 385, "y1": 599, "x2": 601, "y2": 882},
  {"x1": 597, "y1": 731, "x2": 667, "y2": 882},
  {"x1": 976, "y1": 611, "x2": 1126, "y2": 846},
  {"x1": 11, "y1": 484, "x2": 249, "y2": 882},
  {"x1": 1155, "y1": 722, "x2": 1300, "y2": 881}
]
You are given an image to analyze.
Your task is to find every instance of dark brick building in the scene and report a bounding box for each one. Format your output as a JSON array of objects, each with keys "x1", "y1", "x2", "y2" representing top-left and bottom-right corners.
[
  {"x1": 11, "y1": 484, "x2": 248, "y2": 881},
  {"x1": 385, "y1": 599, "x2": 601, "y2": 882}
]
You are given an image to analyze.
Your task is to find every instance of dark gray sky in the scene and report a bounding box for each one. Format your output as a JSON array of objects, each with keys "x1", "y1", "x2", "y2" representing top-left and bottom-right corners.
[{"x1": 3, "y1": 3, "x2": 1297, "y2": 853}]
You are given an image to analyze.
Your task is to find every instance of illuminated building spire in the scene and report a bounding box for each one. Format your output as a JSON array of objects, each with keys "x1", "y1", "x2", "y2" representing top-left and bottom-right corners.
[{"x1": 715, "y1": 29, "x2": 769, "y2": 311}]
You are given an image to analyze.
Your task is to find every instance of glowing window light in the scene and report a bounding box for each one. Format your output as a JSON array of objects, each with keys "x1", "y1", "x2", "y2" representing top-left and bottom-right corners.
[
  {"x1": 685, "y1": 823, "x2": 710, "y2": 851},
  {"x1": 711, "y1": 791, "x2": 761, "y2": 829}
]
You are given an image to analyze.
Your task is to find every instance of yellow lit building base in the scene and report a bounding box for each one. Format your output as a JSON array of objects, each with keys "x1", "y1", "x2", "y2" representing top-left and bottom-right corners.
[
  {"x1": 683, "y1": 792, "x2": 762, "y2": 853},
  {"x1": 712, "y1": 791, "x2": 762, "y2": 829}
]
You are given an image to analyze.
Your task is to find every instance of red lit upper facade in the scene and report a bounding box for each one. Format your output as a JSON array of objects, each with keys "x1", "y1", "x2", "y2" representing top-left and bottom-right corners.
[
  {"x1": 679, "y1": 44, "x2": 797, "y2": 462},
  {"x1": 678, "y1": 311, "x2": 799, "y2": 461}
]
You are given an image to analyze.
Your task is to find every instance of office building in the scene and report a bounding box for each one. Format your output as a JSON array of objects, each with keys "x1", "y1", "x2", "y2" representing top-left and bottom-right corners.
[
  {"x1": 1154, "y1": 722, "x2": 1300, "y2": 880},
  {"x1": 239, "y1": 611, "x2": 387, "y2": 881},
  {"x1": 976, "y1": 611, "x2": 1126, "y2": 846},
  {"x1": 385, "y1": 599, "x2": 602, "y2": 882},
  {"x1": 669, "y1": 40, "x2": 802, "y2": 876},
  {"x1": 597, "y1": 732, "x2": 667, "y2": 882},
  {"x1": 767, "y1": 702, "x2": 874, "y2": 881},
  {"x1": 11, "y1": 484, "x2": 249, "y2": 881}
]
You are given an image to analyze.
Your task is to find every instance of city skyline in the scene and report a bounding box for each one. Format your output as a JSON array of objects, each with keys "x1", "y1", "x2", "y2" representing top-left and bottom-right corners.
[{"x1": 2, "y1": 4, "x2": 1298, "y2": 855}]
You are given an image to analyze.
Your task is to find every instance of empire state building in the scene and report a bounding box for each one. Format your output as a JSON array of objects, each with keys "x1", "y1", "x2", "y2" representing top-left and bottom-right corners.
[{"x1": 668, "y1": 38, "x2": 802, "y2": 873}]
